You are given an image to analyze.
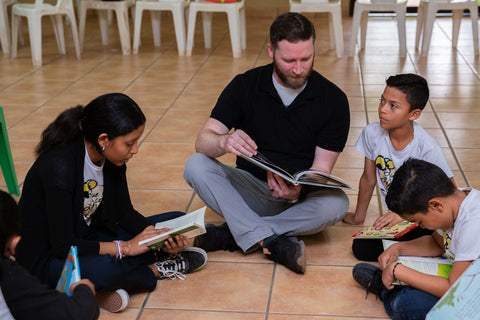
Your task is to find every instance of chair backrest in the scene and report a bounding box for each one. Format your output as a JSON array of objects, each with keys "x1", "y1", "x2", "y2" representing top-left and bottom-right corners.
[{"x1": 370, "y1": 0, "x2": 397, "y2": 3}]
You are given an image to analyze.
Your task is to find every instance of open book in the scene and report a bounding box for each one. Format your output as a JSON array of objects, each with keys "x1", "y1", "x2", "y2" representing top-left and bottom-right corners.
[
  {"x1": 56, "y1": 246, "x2": 81, "y2": 296},
  {"x1": 427, "y1": 258, "x2": 480, "y2": 320},
  {"x1": 383, "y1": 240, "x2": 453, "y2": 285},
  {"x1": 352, "y1": 221, "x2": 419, "y2": 239},
  {"x1": 138, "y1": 207, "x2": 206, "y2": 250},
  {"x1": 239, "y1": 152, "x2": 356, "y2": 190}
]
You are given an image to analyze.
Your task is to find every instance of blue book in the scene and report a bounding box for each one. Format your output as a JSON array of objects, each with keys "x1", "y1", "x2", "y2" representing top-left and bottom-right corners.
[
  {"x1": 56, "y1": 246, "x2": 81, "y2": 296},
  {"x1": 427, "y1": 258, "x2": 480, "y2": 319}
]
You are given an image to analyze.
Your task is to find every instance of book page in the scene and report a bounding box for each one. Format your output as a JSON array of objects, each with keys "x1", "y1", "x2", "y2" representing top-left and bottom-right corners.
[
  {"x1": 155, "y1": 207, "x2": 205, "y2": 230},
  {"x1": 295, "y1": 170, "x2": 353, "y2": 189},
  {"x1": 239, "y1": 153, "x2": 295, "y2": 183},
  {"x1": 427, "y1": 258, "x2": 480, "y2": 320},
  {"x1": 353, "y1": 222, "x2": 418, "y2": 239}
]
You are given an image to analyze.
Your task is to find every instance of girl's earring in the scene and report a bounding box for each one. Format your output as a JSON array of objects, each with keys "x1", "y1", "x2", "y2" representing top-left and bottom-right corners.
[{"x1": 101, "y1": 146, "x2": 105, "y2": 151}]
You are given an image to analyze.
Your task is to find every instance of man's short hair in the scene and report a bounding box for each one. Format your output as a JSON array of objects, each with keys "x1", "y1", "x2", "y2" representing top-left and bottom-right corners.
[
  {"x1": 269, "y1": 12, "x2": 316, "y2": 50},
  {"x1": 386, "y1": 158, "x2": 456, "y2": 216},
  {"x1": 386, "y1": 73, "x2": 429, "y2": 112}
]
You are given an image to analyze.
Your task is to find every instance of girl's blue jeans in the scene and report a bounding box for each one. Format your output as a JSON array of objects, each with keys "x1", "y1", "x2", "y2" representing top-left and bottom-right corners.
[{"x1": 382, "y1": 286, "x2": 439, "y2": 320}]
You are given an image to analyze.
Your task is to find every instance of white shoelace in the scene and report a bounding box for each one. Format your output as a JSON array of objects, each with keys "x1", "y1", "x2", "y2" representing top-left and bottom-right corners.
[{"x1": 155, "y1": 259, "x2": 187, "y2": 280}]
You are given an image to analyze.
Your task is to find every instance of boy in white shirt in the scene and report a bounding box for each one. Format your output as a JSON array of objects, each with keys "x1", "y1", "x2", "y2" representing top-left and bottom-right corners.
[
  {"x1": 352, "y1": 158, "x2": 480, "y2": 320},
  {"x1": 343, "y1": 74, "x2": 456, "y2": 260}
]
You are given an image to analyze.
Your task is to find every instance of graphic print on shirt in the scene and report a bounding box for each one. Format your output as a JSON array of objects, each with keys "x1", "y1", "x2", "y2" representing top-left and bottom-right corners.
[
  {"x1": 443, "y1": 231, "x2": 455, "y2": 261},
  {"x1": 375, "y1": 155, "x2": 396, "y2": 193},
  {"x1": 83, "y1": 179, "x2": 103, "y2": 219}
]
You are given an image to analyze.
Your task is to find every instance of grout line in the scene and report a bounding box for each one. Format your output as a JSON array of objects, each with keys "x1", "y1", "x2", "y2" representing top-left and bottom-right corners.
[{"x1": 264, "y1": 263, "x2": 277, "y2": 320}]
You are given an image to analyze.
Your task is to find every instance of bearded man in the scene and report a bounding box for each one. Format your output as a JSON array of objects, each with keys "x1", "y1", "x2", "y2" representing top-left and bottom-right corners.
[{"x1": 183, "y1": 12, "x2": 350, "y2": 274}]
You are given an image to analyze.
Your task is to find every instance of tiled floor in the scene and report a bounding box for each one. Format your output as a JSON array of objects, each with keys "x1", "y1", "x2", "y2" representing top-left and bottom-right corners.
[{"x1": 1, "y1": 1, "x2": 479, "y2": 319}]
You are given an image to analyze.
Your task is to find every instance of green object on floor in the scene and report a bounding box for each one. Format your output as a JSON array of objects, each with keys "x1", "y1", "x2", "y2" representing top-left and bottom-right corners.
[{"x1": 0, "y1": 107, "x2": 20, "y2": 196}]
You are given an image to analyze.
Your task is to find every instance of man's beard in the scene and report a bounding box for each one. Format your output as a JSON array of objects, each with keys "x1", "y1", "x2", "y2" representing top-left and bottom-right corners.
[{"x1": 273, "y1": 57, "x2": 313, "y2": 89}]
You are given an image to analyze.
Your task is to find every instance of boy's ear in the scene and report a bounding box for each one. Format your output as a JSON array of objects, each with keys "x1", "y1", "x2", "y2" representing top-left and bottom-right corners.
[
  {"x1": 4, "y1": 235, "x2": 21, "y2": 257},
  {"x1": 428, "y1": 198, "x2": 444, "y2": 213},
  {"x1": 409, "y1": 109, "x2": 422, "y2": 121}
]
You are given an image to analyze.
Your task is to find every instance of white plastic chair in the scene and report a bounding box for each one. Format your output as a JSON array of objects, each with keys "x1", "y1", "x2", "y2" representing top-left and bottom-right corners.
[
  {"x1": 11, "y1": 0, "x2": 81, "y2": 66},
  {"x1": 349, "y1": 0, "x2": 407, "y2": 57},
  {"x1": 186, "y1": 0, "x2": 246, "y2": 58},
  {"x1": 1, "y1": 0, "x2": 15, "y2": 53},
  {"x1": 415, "y1": 0, "x2": 479, "y2": 56},
  {"x1": 133, "y1": 0, "x2": 189, "y2": 55},
  {"x1": 290, "y1": 0, "x2": 344, "y2": 58},
  {"x1": 79, "y1": 0, "x2": 135, "y2": 55}
]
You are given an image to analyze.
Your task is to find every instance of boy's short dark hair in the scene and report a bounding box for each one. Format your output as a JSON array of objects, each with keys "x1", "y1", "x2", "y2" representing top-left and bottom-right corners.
[
  {"x1": 269, "y1": 12, "x2": 316, "y2": 51},
  {"x1": 386, "y1": 74, "x2": 429, "y2": 112},
  {"x1": 386, "y1": 158, "x2": 456, "y2": 216}
]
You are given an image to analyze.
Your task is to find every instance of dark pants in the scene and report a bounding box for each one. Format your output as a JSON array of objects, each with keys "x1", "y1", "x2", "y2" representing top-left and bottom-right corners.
[
  {"x1": 48, "y1": 211, "x2": 184, "y2": 292},
  {"x1": 352, "y1": 227, "x2": 434, "y2": 261}
]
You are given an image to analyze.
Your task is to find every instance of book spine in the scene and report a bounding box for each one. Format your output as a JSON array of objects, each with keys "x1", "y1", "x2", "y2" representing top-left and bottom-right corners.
[{"x1": 394, "y1": 222, "x2": 419, "y2": 238}]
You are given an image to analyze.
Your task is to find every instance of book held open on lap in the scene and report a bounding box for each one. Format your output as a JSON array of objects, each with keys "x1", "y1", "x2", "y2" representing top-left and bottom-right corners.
[
  {"x1": 56, "y1": 246, "x2": 81, "y2": 296},
  {"x1": 383, "y1": 239, "x2": 453, "y2": 286},
  {"x1": 239, "y1": 152, "x2": 356, "y2": 190},
  {"x1": 138, "y1": 207, "x2": 206, "y2": 250},
  {"x1": 352, "y1": 221, "x2": 419, "y2": 239}
]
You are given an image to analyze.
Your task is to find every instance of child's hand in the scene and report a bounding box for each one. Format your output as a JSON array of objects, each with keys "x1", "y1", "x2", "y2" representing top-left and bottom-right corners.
[
  {"x1": 378, "y1": 245, "x2": 400, "y2": 270},
  {"x1": 161, "y1": 235, "x2": 188, "y2": 254},
  {"x1": 342, "y1": 212, "x2": 364, "y2": 225},
  {"x1": 372, "y1": 212, "x2": 404, "y2": 230},
  {"x1": 381, "y1": 263, "x2": 396, "y2": 290}
]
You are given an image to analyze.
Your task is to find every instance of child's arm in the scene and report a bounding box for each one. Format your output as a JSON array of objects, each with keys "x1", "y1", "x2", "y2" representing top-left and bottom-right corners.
[
  {"x1": 382, "y1": 259, "x2": 473, "y2": 297},
  {"x1": 378, "y1": 233, "x2": 445, "y2": 269},
  {"x1": 343, "y1": 157, "x2": 377, "y2": 225},
  {"x1": 372, "y1": 212, "x2": 404, "y2": 229}
]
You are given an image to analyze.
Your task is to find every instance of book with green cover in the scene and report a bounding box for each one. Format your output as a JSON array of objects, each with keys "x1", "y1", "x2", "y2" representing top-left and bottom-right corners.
[
  {"x1": 56, "y1": 246, "x2": 81, "y2": 296},
  {"x1": 138, "y1": 207, "x2": 206, "y2": 250},
  {"x1": 352, "y1": 221, "x2": 418, "y2": 239}
]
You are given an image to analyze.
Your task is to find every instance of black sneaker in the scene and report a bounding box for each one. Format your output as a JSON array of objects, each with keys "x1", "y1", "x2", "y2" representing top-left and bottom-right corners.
[
  {"x1": 154, "y1": 247, "x2": 207, "y2": 280},
  {"x1": 265, "y1": 236, "x2": 306, "y2": 274},
  {"x1": 352, "y1": 263, "x2": 386, "y2": 299},
  {"x1": 193, "y1": 223, "x2": 239, "y2": 252}
]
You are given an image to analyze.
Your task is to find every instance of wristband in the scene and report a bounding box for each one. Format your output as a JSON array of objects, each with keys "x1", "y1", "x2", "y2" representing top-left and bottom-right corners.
[
  {"x1": 392, "y1": 262, "x2": 402, "y2": 281},
  {"x1": 114, "y1": 240, "x2": 124, "y2": 259}
]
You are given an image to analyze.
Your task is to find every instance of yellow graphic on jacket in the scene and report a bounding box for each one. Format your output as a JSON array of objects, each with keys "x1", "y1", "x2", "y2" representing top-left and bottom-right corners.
[
  {"x1": 375, "y1": 155, "x2": 396, "y2": 191},
  {"x1": 443, "y1": 231, "x2": 455, "y2": 261},
  {"x1": 83, "y1": 179, "x2": 103, "y2": 219}
]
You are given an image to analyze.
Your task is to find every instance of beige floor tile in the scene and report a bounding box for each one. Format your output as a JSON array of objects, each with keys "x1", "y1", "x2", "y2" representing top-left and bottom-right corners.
[
  {"x1": 126, "y1": 164, "x2": 189, "y2": 190},
  {"x1": 145, "y1": 262, "x2": 273, "y2": 312},
  {"x1": 269, "y1": 265, "x2": 388, "y2": 317},
  {"x1": 445, "y1": 129, "x2": 480, "y2": 148},
  {"x1": 130, "y1": 190, "x2": 193, "y2": 216}
]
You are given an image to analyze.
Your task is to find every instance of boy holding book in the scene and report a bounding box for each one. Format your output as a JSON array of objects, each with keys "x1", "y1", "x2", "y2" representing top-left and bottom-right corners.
[
  {"x1": 352, "y1": 158, "x2": 480, "y2": 320},
  {"x1": 343, "y1": 73, "x2": 456, "y2": 260}
]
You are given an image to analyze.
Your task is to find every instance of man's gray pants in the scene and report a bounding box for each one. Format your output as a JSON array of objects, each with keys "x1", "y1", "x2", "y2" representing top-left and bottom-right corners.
[{"x1": 183, "y1": 153, "x2": 349, "y2": 252}]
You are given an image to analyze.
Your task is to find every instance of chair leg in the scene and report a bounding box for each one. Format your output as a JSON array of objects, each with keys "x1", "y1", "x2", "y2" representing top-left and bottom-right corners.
[
  {"x1": 171, "y1": 5, "x2": 186, "y2": 56},
  {"x1": 396, "y1": 4, "x2": 406, "y2": 57},
  {"x1": 239, "y1": 5, "x2": 246, "y2": 50},
  {"x1": 226, "y1": 8, "x2": 241, "y2": 57},
  {"x1": 51, "y1": 15, "x2": 66, "y2": 55},
  {"x1": 132, "y1": 6, "x2": 144, "y2": 54},
  {"x1": 27, "y1": 15, "x2": 43, "y2": 66},
  {"x1": 349, "y1": 3, "x2": 362, "y2": 56},
  {"x1": 420, "y1": 4, "x2": 437, "y2": 57},
  {"x1": 98, "y1": 10, "x2": 109, "y2": 46},
  {"x1": 360, "y1": 10, "x2": 368, "y2": 50},
  {"x1": 11, "y1": 14, "x2": 19, "y2": 58},
  {"x1": 186, "y1": 5, "x2": 197, "y2": 56},
  {"x1": 451, "y1": 9, "x2": 462, "y2": 49},
  {"x1": 202, "y1": 11, "x2": 212, "y2": 49},
  {"x1": 67, "y1": 12, "x2": 81, "y2": 60},
  {"x1": 150, "y1": 10, "x2": 161, "y2": 47},
  {"x1": 79, "y1": 4, "x2": 87, "y2": 51},
  {"x1": 0, "y1": 3, "x2": 10, "y2": 53},
  {"x1": 115, "y1": 6, "x2": 131, "y2": 55},
  {"x1": 415, "y1": 3, "x2": 425, "y2": 51},
  {"x1": 331, "y1": 7, "x2": 344, "y2": 58},
  {"x1": 470, "y1": 3, "x2": 479, "y2": 55}
]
